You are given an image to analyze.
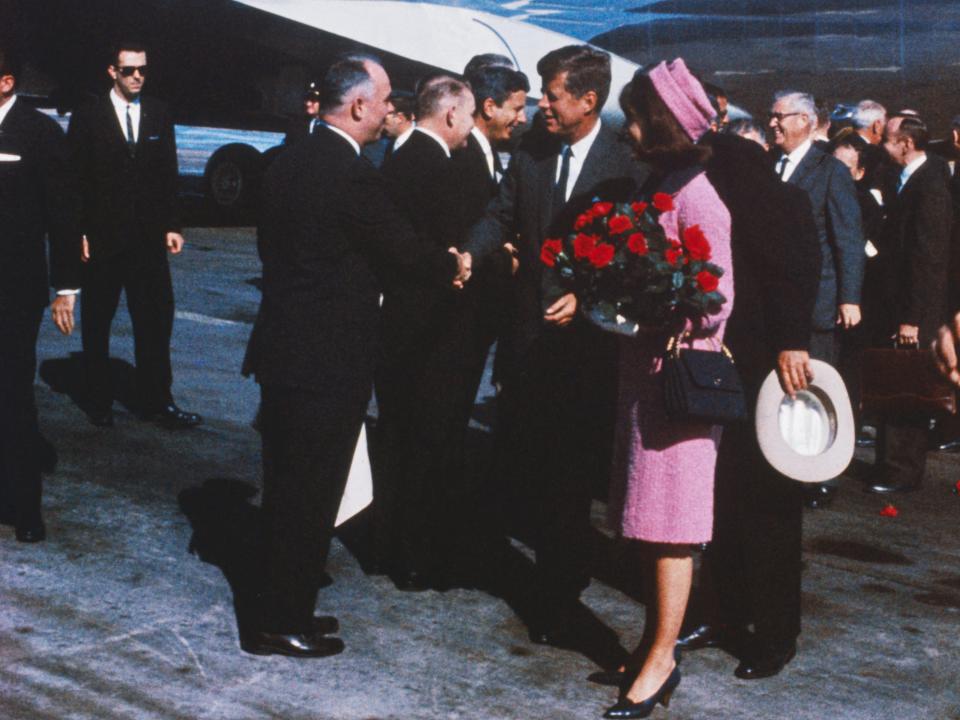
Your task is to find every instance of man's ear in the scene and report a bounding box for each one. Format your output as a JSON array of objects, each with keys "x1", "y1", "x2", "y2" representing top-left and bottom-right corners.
[
  {"x1": 350, "y1": 96, "x2": 364, "y2": 122},
  {"x1": 446, "y1": 105, "x2": 457, "y2": 129},
  {"x1": 481, "y1": 97, "x2": 497, "y2": 121},
  {"x1": 580, "y1": 90, "x2": 598, "y2": 115},
  {"x1": 106, "y1": 64, "x2": 117, "y2": 81}
]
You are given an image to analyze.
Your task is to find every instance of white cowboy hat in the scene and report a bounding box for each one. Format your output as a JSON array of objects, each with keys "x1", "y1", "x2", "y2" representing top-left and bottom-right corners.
[{"x1": 754, "y1": 360, "x2": 855, "y2": 483}]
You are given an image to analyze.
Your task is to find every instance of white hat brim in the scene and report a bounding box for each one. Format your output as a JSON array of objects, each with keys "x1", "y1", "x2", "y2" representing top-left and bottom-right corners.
[{"x1": 754, "y1": 359, "x2": 855, "y2": 483}]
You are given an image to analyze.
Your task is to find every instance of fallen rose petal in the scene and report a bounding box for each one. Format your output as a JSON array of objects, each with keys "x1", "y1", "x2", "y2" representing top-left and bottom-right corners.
[{"x1": 879, "y1": 504, "x2": 899, "y2": 517}]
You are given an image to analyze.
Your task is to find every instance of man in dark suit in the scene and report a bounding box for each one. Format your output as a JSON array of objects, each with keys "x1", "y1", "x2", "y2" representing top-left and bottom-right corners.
[
  {"x1": 0, "y1": 48, "x2": 82, "y2": 542},
  {"x1": 242, "y1": 54, "x2": 467, "y2": 657},
  {"x1": 770, "y1": 90, "x2": 865, "y2": 363},
  {"x1": 373, "y1": 75, "x2": 478, "y2": 589},
  {"x1": 866, "y1": 115, "x2": 952, "y2": 493},
  {"x1": 282, "y1": 80, "x2": 321, "y2": 145},
  {"x1": 770, "y1": 90, "x2": 864, "y2": 508},
  {"x1": 678, "y1": 128, "x2": 822, "y2": 680},
  {"x1": 67, "y1": 41, "x2": 199, "y2": 429},
  {"x1": 463, "y1": 45, "x2": 650, "y2": 643}
]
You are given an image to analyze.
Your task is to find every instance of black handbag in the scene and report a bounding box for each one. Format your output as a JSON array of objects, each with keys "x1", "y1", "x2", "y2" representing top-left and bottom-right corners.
[{"x1": 662, "y1": 332, "x2": 748, "y2": 424}]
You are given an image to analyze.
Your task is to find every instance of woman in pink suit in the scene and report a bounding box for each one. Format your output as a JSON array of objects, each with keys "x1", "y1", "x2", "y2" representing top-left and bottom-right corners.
[{"x1": 603, "y1": 60, "x2": 733, "y2": 719}]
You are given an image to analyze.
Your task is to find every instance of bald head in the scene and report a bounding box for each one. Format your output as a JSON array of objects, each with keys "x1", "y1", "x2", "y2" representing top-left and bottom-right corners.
[{"x1": 319, "y1": 55, "x2": 394, "y2": 146}]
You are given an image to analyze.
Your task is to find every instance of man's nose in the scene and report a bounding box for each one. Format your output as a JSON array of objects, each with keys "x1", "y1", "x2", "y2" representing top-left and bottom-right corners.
[{"x1": 537, "y1": 96, "x2": 549, "y2": 110}]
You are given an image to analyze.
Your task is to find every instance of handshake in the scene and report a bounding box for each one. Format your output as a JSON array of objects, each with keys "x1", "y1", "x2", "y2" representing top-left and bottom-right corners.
[{"x1": 448, "y1": 248, "x2": 473, "y2": 289}]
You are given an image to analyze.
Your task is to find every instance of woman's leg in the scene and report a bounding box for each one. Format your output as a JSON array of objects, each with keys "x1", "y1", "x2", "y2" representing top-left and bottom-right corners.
[{"x1": 625, "y1": 544, "x2": 692, "y2": 703}]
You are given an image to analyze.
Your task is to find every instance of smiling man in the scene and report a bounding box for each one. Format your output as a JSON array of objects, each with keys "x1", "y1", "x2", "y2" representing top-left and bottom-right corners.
[{"x1": 463, "y1": 45, "x2": 650, "y2": 644}]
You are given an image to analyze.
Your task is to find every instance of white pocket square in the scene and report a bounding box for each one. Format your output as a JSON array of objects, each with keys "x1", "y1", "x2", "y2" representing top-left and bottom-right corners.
[{"x1": 0, "y1": 153, "x2": 22, "y2": 162}]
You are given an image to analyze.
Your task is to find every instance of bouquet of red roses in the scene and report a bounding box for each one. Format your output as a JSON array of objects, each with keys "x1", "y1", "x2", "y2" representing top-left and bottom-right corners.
[{"x1": 539, "y1": 192, "x2": 726, "y2": 335}]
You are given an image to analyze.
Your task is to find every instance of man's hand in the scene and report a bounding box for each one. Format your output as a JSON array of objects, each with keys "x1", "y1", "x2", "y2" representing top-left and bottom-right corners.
[
  {"x1": 450, "y1": 248, "x2": 472, "y2": 289},
  {"x1": 51, "y1": 294, "x2": 76, "y2": 336},
  {"x1": 503, "y1": 242, "x2": 520, "y2": 275},
  {"x1": 933, "y1": 312, "x2": 960, "y2": 386},
  {"x1": 81, "y1": 235, "x2": 90, "y2": 263},
  {"x1": 897, "y1": 323, "x2": 919, "y2": 346},
  {"x1": 778, "y1": 350, "x2": 813, "y2": 399},
  {"x1": 544, "y1": 293, "x2": 577, "y2": 327},
  {"x1": 166, "y1": 232, "x2": 185, "y2": 254},
  {"x1": 837, "y1": 303, "x2": 861, "y2": 329}
]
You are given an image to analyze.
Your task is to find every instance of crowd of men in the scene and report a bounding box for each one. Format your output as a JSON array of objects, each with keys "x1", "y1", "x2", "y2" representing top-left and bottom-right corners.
[{"x1": 2, "y1": 37, "x2": 959, "y2": 689}]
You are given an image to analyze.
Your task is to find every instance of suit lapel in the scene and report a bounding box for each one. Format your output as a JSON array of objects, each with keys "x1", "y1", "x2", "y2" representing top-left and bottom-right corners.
[
  {"x1": 537, "y1": 147, "x2": 560, "y2": 239},
  {"x1": 786, "y1": 147, "x2": 820, "y2": 189},
  {"x1": 569, "y1": 125, "x2": 612, "y2": 201},
  {"x1": 101, "y1": 95, "x2": 131, "y2": 153}
]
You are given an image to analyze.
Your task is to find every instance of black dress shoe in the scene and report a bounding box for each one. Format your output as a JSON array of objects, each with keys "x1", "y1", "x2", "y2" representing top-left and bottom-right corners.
[
  {"x1": 310, "y1": 615, "x2": 339, "y2": 635},
  {"x1": 146, "y1": 403, "x2": 203, "y2": 429},
  {"x1": 865, "y1": 477, "x2": 921, "y2": 494},
  {"x1": 803, "y1": 484, "x2": 837, "y2": 509},
  {"x1": 734, "y1": 641, "x2": 796, "y2": 680},
  {"x1": 86, "y1": 408, "x2": 114, "y2": 427},
  {"x1": 240, "y1": 630, "x2": 344, "y2": 657},
  {"x1": 15, "y1": 523, "x2": 46, "y2": 543},
  {"x1": 676, "y1": 623, "x2": 745, "y2": 652},
  {"x1": 603, "y1": 666, "x2": 681, "y2": 719}
]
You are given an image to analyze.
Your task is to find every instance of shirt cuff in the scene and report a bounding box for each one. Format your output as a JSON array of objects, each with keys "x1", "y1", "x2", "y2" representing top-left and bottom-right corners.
[{"x1": 56, "y1": 288, "x2": 81, "y2": 296}]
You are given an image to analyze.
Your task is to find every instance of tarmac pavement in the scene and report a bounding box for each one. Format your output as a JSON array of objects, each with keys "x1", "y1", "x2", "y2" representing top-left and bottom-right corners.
[{"x1": 1, "y1": 226, "x2": 959, "y2": 720}]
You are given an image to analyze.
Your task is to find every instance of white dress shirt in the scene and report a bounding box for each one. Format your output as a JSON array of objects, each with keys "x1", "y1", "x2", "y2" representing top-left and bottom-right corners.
[
  {"x1": 413, "y1": 126, "x2": 451, "y2": 158},
  {"x1": 470, "y1": 126, "x2": 496, "y2": 180},
  {"x1": 392, "y1": 125, "x2": 415, "y2": 153},
  {"x1": 109, "y1": 88, "x2": 141, "y2": 143},
  {"x1": 317, "y1": 121, "x2": 361, "y2": 155},
  {"x1": 898, "y1": 154, "x2": 927, "y2": 193},
  {"x1": 777, "y1": 138, "x2": 813, "y2": 183},
  {"x1": 0, "y1": 93, "x2": 17, "y2": 129},
  {"x1": 555, "y1": 119, "x2": 602, "y2": 202}
]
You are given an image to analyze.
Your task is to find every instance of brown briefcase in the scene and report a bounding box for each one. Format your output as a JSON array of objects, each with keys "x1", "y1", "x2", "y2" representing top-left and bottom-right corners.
[{"x1": 861, "y1": 345, "x2": 957, "y2": 416}]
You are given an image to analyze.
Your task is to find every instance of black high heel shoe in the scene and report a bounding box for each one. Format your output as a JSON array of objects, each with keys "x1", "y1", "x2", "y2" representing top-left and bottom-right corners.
[
  {"x1": 602, "y1": 666, "x2": 681, "y2": 719},
  {"x1": 588, "y1": 648, "x2": 682, "y2": 688}
]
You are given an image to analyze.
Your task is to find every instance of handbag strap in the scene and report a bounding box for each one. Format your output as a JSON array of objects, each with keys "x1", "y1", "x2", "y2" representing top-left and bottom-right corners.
[{"x1": 665, "y1": 330, "x2": 735, "y2": 361}]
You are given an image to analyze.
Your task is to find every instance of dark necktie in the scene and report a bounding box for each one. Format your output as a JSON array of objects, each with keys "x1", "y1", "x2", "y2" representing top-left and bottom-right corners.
[
  {"x1": 778, "y1": 156, "x2": 789, "y2": 180},
  {"x1": 553, "y1": 145, "x2": 571, "y2": 210},
  {"x1": 493, "y1": 150, "x2": 504, "y2": 181},
  {"x1": 126, "y1": 104, "x2": 137, "y2": 156}
]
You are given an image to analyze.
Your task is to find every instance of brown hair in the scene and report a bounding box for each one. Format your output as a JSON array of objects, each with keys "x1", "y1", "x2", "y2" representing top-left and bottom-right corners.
[
  {"x1": 619, "y1": 72, "x2": 711, "y2": 172},
  {"x1": 892, "y1": 114, "x2": 930, "y2": 150},
  {"x1": 536, "y1": 45, "x2": 611, "y2": 110}
]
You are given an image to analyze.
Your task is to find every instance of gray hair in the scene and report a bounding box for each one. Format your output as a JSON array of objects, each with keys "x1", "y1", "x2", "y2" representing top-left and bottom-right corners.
[
  {"x1": 416, "y1": 75, "x2": 472, "y2": 120},
  {"x1": 773, "y1": 90, "x2": 817, "y2": 127},
  {"x1": 852, "y1": 99, "x2": 886, "y2": 130},
  {"x1": 318, "y1": 53, "x2": 382, "y2": 114}
]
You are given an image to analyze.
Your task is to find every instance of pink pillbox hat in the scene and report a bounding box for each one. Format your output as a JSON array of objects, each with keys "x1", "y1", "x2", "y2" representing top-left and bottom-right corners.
[{"x1": 646, "y1": 58, "x2": 715, "y2": 142}]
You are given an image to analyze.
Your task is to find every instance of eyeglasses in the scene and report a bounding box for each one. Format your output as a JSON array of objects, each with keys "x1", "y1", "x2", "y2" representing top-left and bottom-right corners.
[
  {"x1": 768, "y1": 111, "x2": 802, "y2": 123},
  {"x1": 115, "y1": 65, "x2": 147, "y2": 78}
]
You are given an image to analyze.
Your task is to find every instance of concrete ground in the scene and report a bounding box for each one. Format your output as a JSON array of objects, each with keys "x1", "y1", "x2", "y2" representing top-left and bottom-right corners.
[{"x1": 2, "y1": 226, "x2": 959, "y2": 720}]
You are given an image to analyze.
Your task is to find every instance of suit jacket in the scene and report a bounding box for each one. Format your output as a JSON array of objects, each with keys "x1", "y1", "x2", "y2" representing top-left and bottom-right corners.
[
  {"x1": 702, "y1": 133, "x2": 820, "y2": 394},
  {"x1": 380, "y1": 129, "x2": 467, "y2": 358},
  {"x1": 0, "y1": 99, "x2": 81, "y2": 312},
  {"x1": 876, "y1": 155, "x2": 953, "y2": 343},
  {"x1": 243, "y1": 126, "x2": 458, "y2": 398},
  {"x1": 464, "y1": 122, "x2": 651, "y2": 360},
  {"x1": 780, "y1": 143, "x2": 864, "y2": 331},
  {"x1": 67, "y1": 94, "x2": 179, "y2": 261}
]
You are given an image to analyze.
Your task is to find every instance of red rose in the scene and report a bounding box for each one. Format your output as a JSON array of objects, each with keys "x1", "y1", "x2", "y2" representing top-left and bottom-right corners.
[
  {"x1": 591, "y1": 201, "x2": 614, "y2": 216},
  {"x1": 683, "y1": 224, "x2": 712, "y2": 261},
  {"x1": 608, "y1": 214, "x2": 633, "y2": 235},
  {"x1": 696, "y1": 270, "x2": 719, "y2": 292},
  {"x1": 879, "y1": 504, "x2": 899, "y2": 518},
  {"x1": 627, "y1": 232, "x2": 648, "y2": 255},
  {"x1": 573, "y1": 232, "x2": 598, "y2": 259},
  {"x1": 589, "y1": 243, "x2": 615, "y2": 268},
  {"x1": 631, "y1": 201, "x2": 648, "y2": 216},
  {"x1": 574, "y1": 212, "x2": 593, "y2": 230},
  {"x1": 540, "y1": 238, "x2": 562, "y2": 267},
  {"x1": 652, "y1": 192, "x2": 675, "y2": 212},
  {"x1": 665, "y1": 248, "x2": 683, "y2": 266}
]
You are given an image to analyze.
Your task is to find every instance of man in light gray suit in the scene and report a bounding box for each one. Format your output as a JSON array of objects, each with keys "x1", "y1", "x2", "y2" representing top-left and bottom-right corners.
[{"x1": 770, "y1": 90, "x2": 865, "y2": 364}]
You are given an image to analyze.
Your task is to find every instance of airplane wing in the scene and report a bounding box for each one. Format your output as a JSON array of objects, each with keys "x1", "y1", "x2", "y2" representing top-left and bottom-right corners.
[{"x1": 233, "y1": 0, "x2": 639, "y2": 114}]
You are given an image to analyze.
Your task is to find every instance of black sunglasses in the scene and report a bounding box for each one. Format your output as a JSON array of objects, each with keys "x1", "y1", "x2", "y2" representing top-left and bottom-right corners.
[{"x1": 116, "y1": 65, "x2": 147, "y2": 77}]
